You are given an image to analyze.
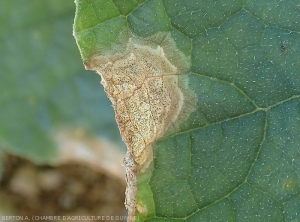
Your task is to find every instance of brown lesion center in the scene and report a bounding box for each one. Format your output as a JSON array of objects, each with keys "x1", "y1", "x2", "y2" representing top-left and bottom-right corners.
[{"x1": 96, "y1": 43, "x2": 183, "y2": 165}]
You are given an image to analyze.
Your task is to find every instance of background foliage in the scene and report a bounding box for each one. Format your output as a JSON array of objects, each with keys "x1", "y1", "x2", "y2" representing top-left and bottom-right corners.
[{"x1": 0, "y1": 0, "x2": 123, "y2": 165}]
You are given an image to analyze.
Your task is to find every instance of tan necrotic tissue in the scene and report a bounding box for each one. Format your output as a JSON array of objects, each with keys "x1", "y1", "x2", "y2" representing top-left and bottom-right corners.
[
  {"x1": 87, "y1": 39, "x2": 195, "y2": 166},
  {"x1": 86, "y1": 38, "x2": 197, "y2": 217}
]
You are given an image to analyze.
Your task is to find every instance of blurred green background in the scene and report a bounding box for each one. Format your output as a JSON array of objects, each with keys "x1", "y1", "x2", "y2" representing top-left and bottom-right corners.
[
  {"x1": 0, "y1": 0, "x2": 126, "y2": 220},
  {"x1": 0, "y1": 0, "x2": 125, "y2": 162}
]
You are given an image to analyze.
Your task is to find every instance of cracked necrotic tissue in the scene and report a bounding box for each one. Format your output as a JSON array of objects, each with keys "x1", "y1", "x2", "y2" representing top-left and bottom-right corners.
[{"x1": 88, "y1": 39, "x2": 196, "y2": 166}]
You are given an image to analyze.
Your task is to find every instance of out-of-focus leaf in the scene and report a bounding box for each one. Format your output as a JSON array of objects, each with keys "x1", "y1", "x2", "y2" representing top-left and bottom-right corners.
[{"x1": 0, "y1": 0, "x2": 123, "y2": 164}]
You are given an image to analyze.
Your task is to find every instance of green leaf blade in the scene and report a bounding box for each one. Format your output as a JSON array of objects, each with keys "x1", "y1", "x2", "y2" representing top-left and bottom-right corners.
[{"x1": 73, "y1": 0, "x2": 300, "y2": 220}]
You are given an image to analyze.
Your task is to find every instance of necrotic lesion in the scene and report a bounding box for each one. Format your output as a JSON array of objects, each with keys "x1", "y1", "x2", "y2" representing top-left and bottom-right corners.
[{"x1": 92, "y1": 40, "x2": 197, "y2": 166}]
